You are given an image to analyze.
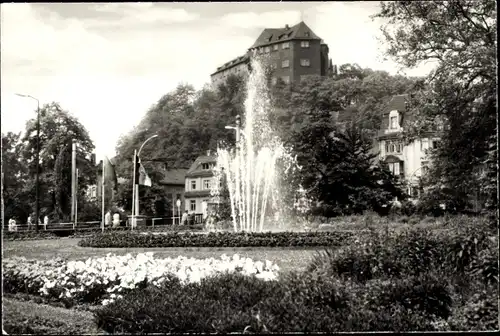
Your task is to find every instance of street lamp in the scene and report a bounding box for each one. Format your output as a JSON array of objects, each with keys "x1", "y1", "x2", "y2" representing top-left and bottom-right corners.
[
  {"x1": 225, "y1": 115, "x2": 244, "y2": 229},
  {"x1": 16, "y1": 93, "x2": 40, "y2": 232},
  {"x1": 132, "y1": 134, "x2": 158, "y2": 230}
]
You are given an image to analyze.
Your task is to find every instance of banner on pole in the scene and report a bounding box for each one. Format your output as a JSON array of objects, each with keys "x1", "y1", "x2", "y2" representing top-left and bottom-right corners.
[{"x1": 135, "y1": 155, "x2": 152, "y2": 187}]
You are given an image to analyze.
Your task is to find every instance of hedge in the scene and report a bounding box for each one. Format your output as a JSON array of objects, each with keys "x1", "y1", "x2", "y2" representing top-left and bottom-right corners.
[
  {"x1": 94, "y1": 272, "x2": 450, "y2": 333},
  {"x1": 78, "y1": 231, "x2": 357, "y2": 248}
]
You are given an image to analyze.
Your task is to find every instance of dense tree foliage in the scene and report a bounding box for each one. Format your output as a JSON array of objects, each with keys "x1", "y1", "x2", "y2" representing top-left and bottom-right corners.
[
  {"x1": 2, "y1": 103, "x2": 96, "y2": 224},
  {"x1": 376, "y1": 0, "x2": 497, "y2": 211}
]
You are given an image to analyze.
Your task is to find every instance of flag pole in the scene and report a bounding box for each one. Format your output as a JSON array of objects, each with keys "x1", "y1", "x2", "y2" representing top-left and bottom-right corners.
[
  {"x1": 101, "y1": 159, "x2": 105, "y2": 233},
  {"x1": 74, "y1": 168, "x2": 78, "y2": 230},
  {"x1": 131, "y1": 150, "x2": 137, "y2": 231}
]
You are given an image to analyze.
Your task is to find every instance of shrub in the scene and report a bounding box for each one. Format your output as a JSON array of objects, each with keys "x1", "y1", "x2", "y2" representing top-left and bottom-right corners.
[
  {"x1": 308, "y1": 224, "x2": 494, "y2": 281},
  {"x1": 78, "y1": 231, "x2": 356, "y2": 248},
  {"x1": 448, "y1": 286, "x2": 499, "y2": 331},
  {"x1": 94, "y1": 270, "x2": 450, "y2": 333}
]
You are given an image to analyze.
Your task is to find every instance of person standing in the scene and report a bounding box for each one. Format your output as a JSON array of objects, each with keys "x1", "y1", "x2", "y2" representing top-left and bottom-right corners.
[
  {"x1": 105, "y1": 211, "x2": 112, "y2": 227},
  {"x1": 27, "y1": 215, "x2": 33, "y2": 231},
  {"x1": 43, "y1": 215, "x2": 49, "y2": 229},
  {"x1": 181, "y1": 210, "x2": 188, "y2": 226},
  {"x1": 112, "y1": 213, "x2": 120, "y2": 228}
]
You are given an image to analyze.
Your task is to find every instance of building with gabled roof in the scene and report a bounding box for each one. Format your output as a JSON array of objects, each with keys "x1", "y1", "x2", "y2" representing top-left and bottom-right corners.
[
  {"x1": 211, "y1": 21, "x2": 332, "y2": 87},
  {"x1": 184, "y1": 151, "x2": 219, "y2": 215},
  {"x1": 376, "y1": 94, "x2": 442, "y2": 198}
]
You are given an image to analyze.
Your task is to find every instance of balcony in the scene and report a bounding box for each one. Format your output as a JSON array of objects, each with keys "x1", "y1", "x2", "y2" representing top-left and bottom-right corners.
[{"x1": 184, "y1": 190, "x2": 212, "y2": 198}]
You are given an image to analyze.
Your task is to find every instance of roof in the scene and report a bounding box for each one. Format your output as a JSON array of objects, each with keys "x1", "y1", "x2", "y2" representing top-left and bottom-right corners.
[
  {"x1": 387, "y1": 94, "x2": 408, "y2": 112},
  {"x1": 250, "y1": 21, "x2": 321, "y2": 49},
  {"x1": 211, "y1": 54, "x2": 250, "y2": 76},
  {"x1": 379, "y1": 94, "x2": 410, "y2": 132},
  {"x1": 186, "y1": 155, "x2": 218, "y2": 178},
  {"x1": 159, "y1": 168, "x2": 187, "y2": 185}
]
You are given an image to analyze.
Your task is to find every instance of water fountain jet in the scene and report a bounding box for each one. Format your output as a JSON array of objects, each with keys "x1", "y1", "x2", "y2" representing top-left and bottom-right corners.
[{"x1": 213, "y1": 57, "x2": 296, "y2": 232}]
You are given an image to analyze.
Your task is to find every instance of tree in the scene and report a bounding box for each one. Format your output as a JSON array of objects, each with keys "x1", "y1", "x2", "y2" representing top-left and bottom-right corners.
[
  {"x1": 376, "y1": 0, "x2": 497, "y2": 210},
  {"x1": 20, "y1": 102, "x2": 95, "y2": 221},
  {"x1": 290, "y1": 111, "x2": 403, "y2": 216},
  {"x1": 2, "y1": 132, "x2": 30, "y2": 224}
]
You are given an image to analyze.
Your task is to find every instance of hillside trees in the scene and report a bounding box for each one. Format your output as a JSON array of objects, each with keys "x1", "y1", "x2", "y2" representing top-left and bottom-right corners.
[{"x1": 376, "y1": 0, "x2": 497, "y2": 210}]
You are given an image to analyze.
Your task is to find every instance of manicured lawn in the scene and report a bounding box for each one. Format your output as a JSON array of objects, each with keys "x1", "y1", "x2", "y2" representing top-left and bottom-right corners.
[{"x1": 2, "y1": 237, "x2": 321, "y2": 273}]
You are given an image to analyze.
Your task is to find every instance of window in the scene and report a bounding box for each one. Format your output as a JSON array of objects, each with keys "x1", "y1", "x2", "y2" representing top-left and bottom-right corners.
[
  {"x1": 202, "y1": 163, "x2": 209, "y2": 169},
  {"x1": 264, "y1": 46, "x2": 270, "y2": 53},
  {"x1": 282, "y1": 42, "x2": 290, "y2": 49},
  {"x1": 390, "y1": 116, "x2": 398, "y2": 129},
  {"x1": 190, "y1": 200, "x2": 196, "y2": 211},
  {"x1": 432, "y1": 140, "x2": 440, "y2": 149},
  {"x1": 191, "y1": 180, "x2": 197, "y2": 190},
  {"x1": 281, "y1": 59, "x2": 290, "y2": 68},
  {"x1": 421, "y1": 139, "x2": 429, "y2": 151},
  {"x1": 386, "y1": 141, "x2": 403, "y2": 154},
  {"x1": 281, "y1": 76, "x2": 290, "y2": 84},
  {"x1": 300, "y1": 41, "x2": 310, "y2": 48},
  {"x1": 388, "y1": 162, "x2": 401, "y2": 175},
  {"x1": 300, "y1": 59, "x2": 310, "y2": 67},
  {"x1": 203, "y1": 179, "x2": 211, "y2": 189},
  {"x1": 304, "y1": 32, "x2": 310, "y2": 37},
  {"x1": 273, "y1": 44, "x2": 279, "y2": 51}
]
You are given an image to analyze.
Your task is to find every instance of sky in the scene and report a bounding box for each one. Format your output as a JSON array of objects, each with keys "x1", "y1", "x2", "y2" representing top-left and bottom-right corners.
[{"x1": 1, "y1": 2, "x2": 436, "y2": 161}]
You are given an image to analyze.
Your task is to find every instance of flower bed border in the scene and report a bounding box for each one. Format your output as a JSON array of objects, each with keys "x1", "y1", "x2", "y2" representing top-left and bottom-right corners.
[{"x1": 78, "y1": 231, "x2": 357, "y2": 248}]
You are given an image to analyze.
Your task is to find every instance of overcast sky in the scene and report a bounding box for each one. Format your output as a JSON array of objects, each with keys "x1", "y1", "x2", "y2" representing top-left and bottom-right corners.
[{"x1": 1, "y1": 2, "x2": 436, "y2": 161}]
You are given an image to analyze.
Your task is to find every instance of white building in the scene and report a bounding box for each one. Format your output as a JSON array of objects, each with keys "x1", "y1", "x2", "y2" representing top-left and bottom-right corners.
[
  {"x1": 184, "y1": 151, "x2": 219, "y2": 215},
  {"x1": 377, "y1": 94, "x2": 441, "y2": 198}
]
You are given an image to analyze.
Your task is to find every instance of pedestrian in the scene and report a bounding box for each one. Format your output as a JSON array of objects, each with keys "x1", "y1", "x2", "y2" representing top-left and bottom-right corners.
[
  {"x1": 105, "y1": 211, "x2": 112, "y2": 226},
  {"x1": 8, "y1": 218, "x2": 16, "y2": 232},
  {"x1": 181, "y1": 210, "x2": 188, "y2": 226},
  {"x1": 43, "y1": 215, "x2": 49, "y2": 229},
  {"x1": 112, "y1": 213, "x2": 120, "y2": 227},
  {"x1": 27, "y1": 215, "x2": 33, "y2": 231}
]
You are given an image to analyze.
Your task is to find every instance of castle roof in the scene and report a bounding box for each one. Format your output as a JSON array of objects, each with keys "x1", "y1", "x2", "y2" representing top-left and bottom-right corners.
[
  {"x1": 250, "y1": 21, "x2": 321, "y2": 49},
  {"x1": 211, "y1": 54, "x2": 250, "y2": 76}
]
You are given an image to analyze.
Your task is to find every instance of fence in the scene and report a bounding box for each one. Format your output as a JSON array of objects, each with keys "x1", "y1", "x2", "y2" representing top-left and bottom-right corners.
[{"x1": 4, "y1": 214, "x2": 205, "y2": 232}]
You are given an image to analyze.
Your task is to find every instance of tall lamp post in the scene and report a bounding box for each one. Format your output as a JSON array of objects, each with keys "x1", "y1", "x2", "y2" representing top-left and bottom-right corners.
[
  {"x1": 225, "y1": 115, "x2": 244, "y2": 230},
  {"x1": 16, "y1": 93, "x2": 40, "y2": 232},
  {"x1": 132, "y1": 134, "x2": 158, "y2": 230}
]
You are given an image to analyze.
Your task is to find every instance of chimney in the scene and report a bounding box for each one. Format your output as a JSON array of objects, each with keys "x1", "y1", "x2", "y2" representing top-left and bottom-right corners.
[{"x1": 285, "y1": 24, "x2": 289, "y2": 30}]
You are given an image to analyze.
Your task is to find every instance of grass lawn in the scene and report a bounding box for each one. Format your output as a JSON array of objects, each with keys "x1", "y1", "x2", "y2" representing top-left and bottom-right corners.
[
  {"x1": 2, "y1": 237, "x2": 321, "y2": 273},
  {"x1": 3, "y1": 296, "x2": 102, "y2": 335}
]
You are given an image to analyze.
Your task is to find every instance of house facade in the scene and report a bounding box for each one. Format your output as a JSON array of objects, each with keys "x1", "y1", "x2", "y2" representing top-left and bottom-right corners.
[
  {"x1": 210, "y1": 21, "x2": 332, "y2": 87},
  {"x1": 184, "y1": 152, "x2": 219, "y2": 215},
  {"x1": 377, "y1": 94, "x2": 441, "y2": 198},
  {"x1": 159, "y1": 168, "x2": 188, "y2": 217}
]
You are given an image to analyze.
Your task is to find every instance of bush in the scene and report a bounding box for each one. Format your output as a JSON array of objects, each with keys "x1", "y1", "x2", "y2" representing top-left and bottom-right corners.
[
  {"x1": 78, "y1": 231, "x2": 356, "y2": 248},
  {"x1": 94, "y1": 271, "x2": 446, "y2": 333},
  {"x1": 308, "y1": 223, "x2": 495, "y2": 282}
]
